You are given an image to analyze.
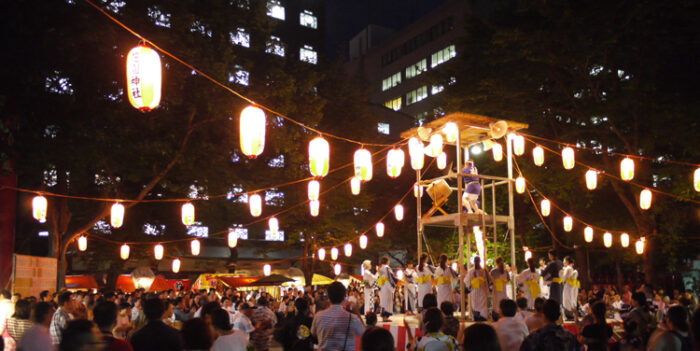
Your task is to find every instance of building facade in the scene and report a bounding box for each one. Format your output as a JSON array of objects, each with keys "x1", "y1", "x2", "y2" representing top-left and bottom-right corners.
[{"x1": 346, "y1": 0, "x2": 468, "y2": 126}]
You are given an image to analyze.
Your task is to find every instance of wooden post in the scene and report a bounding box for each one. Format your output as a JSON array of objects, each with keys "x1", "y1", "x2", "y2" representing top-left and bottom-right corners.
[
  {"x1": 506, "y1": 135, "x2": 517, "y2": 298},
  {"x1": 456, "y1": 129, "x2": 465, "y2": 320}
]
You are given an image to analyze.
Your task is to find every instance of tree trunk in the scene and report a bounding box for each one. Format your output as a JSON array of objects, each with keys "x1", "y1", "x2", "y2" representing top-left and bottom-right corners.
[
  {"x1": 643, "y1": 230, "x2": 656, "y2": 284},
  {"x1": 574, "y1": 245, "x2": 589, "y2": 289},
  {"x1": 615, "y1": 253, "x2": 624, "y2": 292}
]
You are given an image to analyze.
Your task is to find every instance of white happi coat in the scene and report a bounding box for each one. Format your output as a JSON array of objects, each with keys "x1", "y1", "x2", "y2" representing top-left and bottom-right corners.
[
  {"x1": 465, "y1": 267, "x2": 490, "y2": 320},
  {"x1": 403, "y1": 268, "x2": 417, "y2": 313},
  {"x1": 561, "y1": 266, "x2": 579, "y2": 311},
  {"x1": 363, "y1": 270, "x2": 378, "y2": 313},
  {"x1": 517, "y1": 269, "x2": 541, "y2": 309},
  {"x1": 377, "y1": 265, "x2": 396, "y2": 314},
  {"x1": 537, "y1": 267, "x2": 549, "y2": 299},
  {"x1": 435, "y1": 266, "x2": 456, "y2": 306},
  {"x1": 416, "y1": 265, "x2": 435, "y2": 308},
  {"x1": 490, "y1": 268, "x2": 509, "y2": 314}
]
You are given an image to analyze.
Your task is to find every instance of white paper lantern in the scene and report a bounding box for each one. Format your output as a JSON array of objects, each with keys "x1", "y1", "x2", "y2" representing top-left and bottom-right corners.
[
  {"x1": 309, "y1": 136, "x2": 330, "y2": 177},
  {"x1": 562, "y1": 147, "x2": 575, "y2": 170},
  {"x1": 492, "y1": 143, "x2": 503, "y2": 162},
  {"x1": 181, "y1": 203, "x2": 195, "y2": 226},
  {"x1": 308, "y1": 180, "x2": 320, "y2": 201},
  {"x1": 427, "y1": 134, "x2": 443, "y2": 157},
  {"x1": 394, "y1": 204, "x2": 404, "y2": 221},
  {"x1": 228, "y1": 230, "x2": 238, "y2": 248},
  {"x1": 408, "y1": 137, "x2": 425, "y2": 170},
  {"x1": 354, "y1": 148, "x2": 373, "y2": 181},
  {"x1": 541, "y1": 199, "x2": 551, "y2": 217},
  {"x1": 639, "y1": 188, "x2": 652, "y2": 210},
  {"x1": 350, "y1": 176, "x2": 361, "y2": 195},
  {"x1": 249, "y1": 194, "x2": 262, "y2": 217},
  {"x1": 172, "y1": 258, "x2": 181, "y2": 273},
  {"x1": 309, "y1": 200, "x2": 320, "y2": 217},
  {"x1": 437, "y1": 152, "x2": 447, "y2": 170},
  {"x1": 359, "y1": 234, "x2": 368, "y2": 249},
  {"x1": 111, "y1": 202, "x2": 125, "y2": 228},
  {"x1": 263, "y1": 264, "x2": 271, "y2": 276},
  {"x1": 375, "y1": 222, "x2": 385, "y2": 237},
  {"x1": 32, "y1": 195, "x2": 48, "y2": 223},
  {"x1": 442, "y1": 122, "x2": 458, "y2": 143},
  {"x1": 635, "y1": 238, "x2": 645, "y2": 255},
  {"x1": 586, "y1": 170, "x2": 598, "y2": 190},
  {"x1": 268, "y1": 217, "x2": 279, "y2": 235},
  {"x1": 126, "y1": 45, "x2": 161, "y2": 112},
  {"x1": 603, "y1": 232, "x2": 613, "y2": 248},
  {"x1": 331, "y1": 247, "x2": 339, "y2": 261},
  {"x1": 512, "y1": 135, "x2": 525, "y2": 156},
  {"x1": 533, "y1": 146, "x2": 544, "y2": 166},
  {"x1": 120, "y1": 244, "x2": 130, "y2": 260},
  {"x1": 620, "y1": 233, "x2": 630, "y2": 248},
  {"x1": 386, "y1": 149, "x2": 405, "y2": 178},
  {"x1": 515, "y1": 176, "x2": 526, "y2": 194},
  {"x1": 318, "y1": 248, "x2": 326, "y2": 261},
  {"x1": 154, "y1": 244, "x2": 164, "y2": 260},
  {"x1": 414, "y1": 184, "x2": 424, "y2": 198},
  {"x1": 344, "y1": 243, "x2": 352, "y2": 257},
  {"x1": 240, "y1": 105, "x2": 266, "y2": 158},
  {"x1": 333, "y1": 263, "x2": 341, "y2": 276},
  {"x1": 77, "y1": 235, "x2": 87, "y2": 252},
  {"x1": 563, "y1": 216, "x2": 573, "y2": 232},
  {"x1": 584, "y1": 227, "x2": 594, "y2": 243},
  {"x1": 620, "y1": 158, "x2": 635, "y2": 181}
]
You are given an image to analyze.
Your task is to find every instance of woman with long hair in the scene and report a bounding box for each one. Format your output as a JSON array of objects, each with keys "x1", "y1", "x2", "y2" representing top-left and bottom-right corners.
[
  {"x1": 490, "y1": 257, "x2": 508, "y2": 316},
  {"x1": 464, "y1": 256, "x2": 491, "y2": 321},
  {"x1": 517, "y1": 258, "x2": 541, "y2": 310},
  {"x1": 416, "y1": 253, "x2": 435, "y2": 311},
  {"x1": 435, "y1": 254, "x2": 456, "y2": 306},
  {"x1": 362, "y1": 260, "x2": 378, "y2": 315},
  {"x1": 377, "y1": 256, "x2": 397, "y2": 322},
  {"x1": 561, "y1": 256, "x2": 579, "y2": 319}
]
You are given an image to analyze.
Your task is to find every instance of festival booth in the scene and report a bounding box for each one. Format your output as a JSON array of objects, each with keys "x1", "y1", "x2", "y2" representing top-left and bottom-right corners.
[
  {"x1": 115, "y1": 274, "x2": 172, "y2": 293},
  {"x1": 65, "y1": 275, "x2": 99, "y2": 291},
  {"x1": 401, "y1": 113, "x2": 527, "y2": 320},
  {"x1": 282, "y1": 268, "x2": 335, "y2": 287}
]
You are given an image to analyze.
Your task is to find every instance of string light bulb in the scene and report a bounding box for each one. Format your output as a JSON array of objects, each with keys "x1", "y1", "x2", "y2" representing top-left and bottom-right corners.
[
  {"x1": 309, "y1": 200, "x2": 319, "y2": 217},
  {"x1": 584, "y1": 227, "x2": 594, "y2": 243},
  {"x1": 350, "y1": 177, "x2": 361, "y2": 195},
  {"x1": 437, "y1": 152, "x2": 447, "y2": 170},
  {"x1": 344, "y1": 243, "x2": 352, "y2": 257},
  {"x1": 492, "y1": 143, "x2": 503, "y2": 162},
  {"x1": 603, "y1": 232, "x2": 613, "y2": 248},
  {"x1": 111, "y1": 202, "x2": 125, "y2": 228},
  {"x1": 126, "y1": 45, "x2": 161, "y2": 112},
  {"x1": 541, "y1": 199, "x2": 551, "y2": 216},
  {"x1": 443, "y1": 122, "x2": 458, "y2": 143},
  {"x1": 334, "y1": 263, "x2": 341, "y2": 276},
  {"x1": 249, "y1": 194, "x2": 262, "y2": 217},
  {"x1": 77, "y1": 235, "x2": 87, "y2": 252},
  {"x1": 414, "y1": 184, "x2": 423, "y2": 198},
  {"x1": 239, "y1": 105, "x2": 266, "y2": 158},
  {"x1": 375, "y1": 222, "x2": 385, "y2": 237},
  {"x1": 331, "y1": 247, "x2": 338, "y2": 261},
  {"x1": 586, "y1": 170, "x2": 598, "y2": 190},
  {"x1": 427, "y1": 134, "x2": 443, "y2": 157},
  {"x1": 308, "y1": 136, "x2": 330, "y2": 177},
  {"x1": 639, "y1": 188, "x2": 652, "y2": 210},
  {"x1": 228, "y1": 229, "x2": 238, "y2": 248},
  {"x1": 308, "y1": 180, "x2": 320, "y2": 201},
  {"x1": 563, "y1": 216, "x2": 573, "y2": 232},
  {"x1": 181, "y1": 203, "x2": 195, "y2": 226},
  {"x1": 512, "y1": 135, "x2": 525, "y2": 156},
  {"x1": 190, "y1": 239, "x2": 200, "y2": 256},
  {"x1": 394, "y1": 204, "x2": 404, "y2": 221},
  {"x1": 515, "y1": 176, "x2": 526, "y2": 194},
  {"x1": 172, "y1": 258, "x2": 181, "y2": 273},
  {"x1": 386, "y1": 148, "x2": 404, "y2": 178},
  {"x1": 533, "y1": 146, "x2": 544, "y2": 166},
  {"x1": 635, "y1": 237, "x2": 645, "y2": 255},
  {"x1": 620, "y1": 233, "x2": 630, "y2": 248},
  {"x1": 408, "y1": 137, "x2": 424, "y2": 170},
  {"x1": 154, "y1": 244, "x2": 164, "y2": 260},
  {"x1": 562, "y1": 147, "x2": 575, "y2": 170},
  {"x1": 263, "y1": 264, "x2": 271, "y2": 276},
  {"x1": 32, "y1": 195, "x2": 47, "y2": 222},
  {"x1": 268, "y1": 217, "x2": 279, "y2": 236},
  {"x1": 620, "y1": 158, "x2": 635, "y2": 181},
  {"x1": 317, "y1": 248, "x2": 326, "y2": 261},
  {"x1": 359, "y1": 234, "x2": 368, "y2": 249},
  {"x1": 120, "y1": 244, "x2": 130, "y2": 260},
  {"x1": 354, "y1": 148, "x2": 373, "y2": 181}
]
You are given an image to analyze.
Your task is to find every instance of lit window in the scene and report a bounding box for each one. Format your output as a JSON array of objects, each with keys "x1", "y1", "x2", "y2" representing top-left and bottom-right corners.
[
  {"x1": 45, "y1": 71, "x2": 74, "y2": 95},
  {"x1": 300, "y1": 45, "x2": 317, "y2": 64},
  {"x1": 266, "y1": 36, "x2": 285, "y2": 57},
  {"x1": 190, "y1": 20, "x2": 212, "y2": 37},
  {"x1": 38, "y1": 231, "x2": 49, "y2": 237},
  {"x1": 431, "y1": 85, "x2": 444, "y2": 95},
  {"x1": 265, "y1": 188, "x2": 285, "y2": 206},
  {"x1": 228, "y1": 66, "x2": 249, "y2": 86},
  {"x1": 92, "y1": 220, "x2": 112, "y2": 235},
  {"x1": 381, "y1": 72, "x2": 401, "y2": 91},
  {"x1": 377, "y1": 123, "x2": 390, "y2": 135},
  {"x1": 230, "y1": 28, "x2": 250, "y2": 47},
  {"x1": 188, "y1": 184, "x2": 207, "y2": 199},
  {"x1": 300, "y1": 10, "x2": 317, "y2": 29},
  {"x1": 430, "y1": 45, "x2": 456, "y2": 68},
  {"x1": 187, "y1": 222, "x2": 209, "y2": 238},
  {"x1": 143, "y1": 223, "x2": 166, "y2": 236},
  {"x1": 147, "y1": 6, "x2": 171, "y2": 28},
  {"x1": 406, "y1": 86, "x2": 428, "y2": 105},
  {"x1": 405, "y1": 58, "x2": 427, "y2": 79},
  {"x1": 231, "y1": 227, "x2": 248, "y2": 240},
  {"x1": 268, "y1": 155, "x2": 285, "y2": 168},
  {"x1": 384, "y1": 97, "x2": 402, "y2": 111},
  {"x1": 267, "y1": 0, "x2": 285, "y2": 20},
  {"x1": 228, "y1": 184, "x2": 247, "y2": 203},
  {"x1": 265, "y1": 230, "x2": 285, "y2": 241}
]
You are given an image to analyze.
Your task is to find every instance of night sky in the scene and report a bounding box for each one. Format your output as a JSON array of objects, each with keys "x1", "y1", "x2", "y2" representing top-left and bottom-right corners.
[{"x1": 324, "y1": 0, "x2": 448, "y2": 59}]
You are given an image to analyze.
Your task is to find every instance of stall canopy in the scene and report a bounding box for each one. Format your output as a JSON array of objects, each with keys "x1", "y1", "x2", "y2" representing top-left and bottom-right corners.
[
  {"x1": 65, "y1": 275, "x2": 98, "y2": 290},
  {"x1": 248, "y1": 274, "x2": 294, "y2": 286},
  {"x1": 310, "y1": 274, "x2": 335, "y2": 285},
  {"x1": 218, "y1": 276, "x2": 260, "y2": 288},
  {"x1": 115, "y1": 274, "x2": 171, "y2": 292}
]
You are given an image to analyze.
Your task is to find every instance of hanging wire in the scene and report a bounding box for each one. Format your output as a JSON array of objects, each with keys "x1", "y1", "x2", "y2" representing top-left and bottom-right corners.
[
  {"x1": 82, "y1": 0, "x2": 398, "y2": 147},
  {"x1": 520, "y1": 132, "x2": 700, "y2": 168}
]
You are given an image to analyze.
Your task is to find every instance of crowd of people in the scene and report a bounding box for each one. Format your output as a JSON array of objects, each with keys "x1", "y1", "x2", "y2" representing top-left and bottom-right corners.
[{"x1": 0, "y1": 249, "x2": 698, "y2": 351}]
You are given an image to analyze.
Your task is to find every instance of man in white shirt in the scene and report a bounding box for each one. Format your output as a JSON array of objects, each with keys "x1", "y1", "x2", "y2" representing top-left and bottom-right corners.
[
  {"x1": 0, "y1": 290, "x2": 14, "y2": 336},
  {"x1": 492, "y1": 299, "x2": 529, "y2": 351},
  {"x1": 514, "y1": 297, "x2": 533, "y2": 322},
  {"x1": 17, "y1": 302, "x2": 56, "y2": 351},
  {"x1": 231, "y1": 303, "x2": 255, "y2": 341}
]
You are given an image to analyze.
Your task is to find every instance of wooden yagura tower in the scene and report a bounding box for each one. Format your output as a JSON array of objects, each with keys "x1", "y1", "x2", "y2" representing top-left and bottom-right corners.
[{"x1": 401, "y1": 112, "x2": 527, "y2": 319}]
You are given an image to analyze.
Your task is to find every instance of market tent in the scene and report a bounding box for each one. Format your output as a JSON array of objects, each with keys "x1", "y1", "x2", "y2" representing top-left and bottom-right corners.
[
  {"x1": 248, "y1": 274, "x2": 294, "y2": 286},
  {"x1": 149, "y1": 276, "x2": 171, "y2": 292},
  {"x1": 218, "y1": 276, "x2": 260, "y2": 288},
  {"x1": 116, "y1": 275, "x2": 136, "y2": 292},
  {"x1": 65, "y1": 275, "x2": 98, "y2": 290},
  {"x1": 311, "y1": 274, "x2": 335, "y2": 285}
]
